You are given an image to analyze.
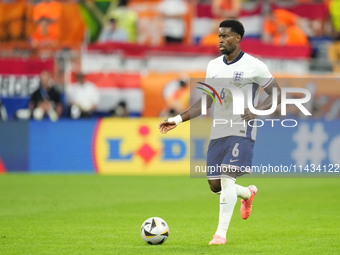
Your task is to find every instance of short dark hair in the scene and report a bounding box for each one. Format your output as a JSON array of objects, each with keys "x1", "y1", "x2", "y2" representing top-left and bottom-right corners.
[{"x1": 219, "y1": 19, "x2": 245, "y2": 39}]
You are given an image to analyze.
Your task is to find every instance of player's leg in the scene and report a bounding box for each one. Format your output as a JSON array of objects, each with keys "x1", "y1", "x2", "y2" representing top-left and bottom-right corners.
[
  {"x1": 209, "y1": 169, "x2": 237, "y2": 245},
  {"x1": 235, "y1": 184, "x2": 251, "y2": 199},
  {"x1": 209, "y1": 137, "x2": 239, "y2": 245},
  {"x1": 206, "y1": 139, "x2": 247, "y2": 196},
  {"x1": 206, "y1": 138, "x2": 224, "y2": 193},
  {"x1": 208, "y1": 180, "x2": 252, "y2": 198},
  {"x1": 230, "y1": 137, "x2": 257, "y2": 220},
  {"x1": 209, "y1": 136, "x2": 257, "y2": 244},
  {"x1": 208, "y1": 179, "x2": 221, "y2": 194},
  {"x1": 208, "y1": 182, "x2": 258, "y2": 223},
  {"x1": 208, "y1": 178, "x2": 255, "y2": 202},
  {"x1": 206, "y1": 139, "x2": 250, "y2": 196},
  {"x1": 206, "y1": 138, "x2": 229, "y2": 245}
]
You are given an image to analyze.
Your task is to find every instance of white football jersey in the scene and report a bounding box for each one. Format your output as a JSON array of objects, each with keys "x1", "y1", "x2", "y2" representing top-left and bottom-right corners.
[{"x1": 205, "y1": 51, "x2": 273, "y2": 140}]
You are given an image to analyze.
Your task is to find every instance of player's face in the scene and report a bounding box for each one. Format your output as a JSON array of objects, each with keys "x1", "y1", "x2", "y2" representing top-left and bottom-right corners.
[{"x1": 218, "y1": 27, "x2": 240, "y2": 56}]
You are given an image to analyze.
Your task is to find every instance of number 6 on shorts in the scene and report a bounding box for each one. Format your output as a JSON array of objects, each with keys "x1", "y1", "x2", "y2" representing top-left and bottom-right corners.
[{"x1": 232, "y1": 143, "x2": 239, "y2": 158}]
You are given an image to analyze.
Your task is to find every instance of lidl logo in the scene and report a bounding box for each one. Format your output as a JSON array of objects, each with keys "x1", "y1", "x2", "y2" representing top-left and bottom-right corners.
[
  {"x1": 92, "y1": 118, "x2": 192, "y2": 175},
  {"x1": 106, "y1": 125, "x2": 187, "y2": 163}
]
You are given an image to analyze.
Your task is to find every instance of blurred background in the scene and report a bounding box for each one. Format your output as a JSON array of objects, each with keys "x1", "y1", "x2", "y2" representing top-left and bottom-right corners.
[{"x1": 0, "y1": 0, "x2": 339, "y2": 175}]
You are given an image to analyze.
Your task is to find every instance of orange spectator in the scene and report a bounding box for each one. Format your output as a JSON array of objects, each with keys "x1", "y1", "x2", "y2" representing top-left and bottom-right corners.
[
  {"x1": 273, "y1": 25, "x2": 309, "y2": 46},
  {"x1": 161, "y1": 74, "x2": 190, "y2": 116},
  {"x1": 263, "y1": 9, "x2": 309, "y2": 47},
  {"x1": 33, "y1": 0, "x2": 61, "y2": 40},
  {"x1": 273, "y1": 9, "x2": 298, "y2": 27},
  {"x1": 33, "y1": 0, "x2": 61, "y2": 22},
  {"x1": 31, "y1": 17, "x2": 58, "y2": 47},
  {"x1": 212, "y1": 0, "x2": 241, "y2": 19},
  {"x1": 168, "y1": 83, "x2": 190, "y2": 111},
  {"x1": 200, "y1": 20, "x2": 220, "y2": 47},
  {"x1": 200, "y1": 33, "x2": 219, "y2": 47}
]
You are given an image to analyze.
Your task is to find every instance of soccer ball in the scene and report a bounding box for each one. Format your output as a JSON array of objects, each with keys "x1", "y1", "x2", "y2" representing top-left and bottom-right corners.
[{"x1": 140, "y1": 217, "x2": 169, "y2": 245}]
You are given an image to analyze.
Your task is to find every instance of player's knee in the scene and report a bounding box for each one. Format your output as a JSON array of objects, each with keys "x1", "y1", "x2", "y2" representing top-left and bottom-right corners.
[{"x1": 208, "y1": 180, "x2": 221, "y2": 194}]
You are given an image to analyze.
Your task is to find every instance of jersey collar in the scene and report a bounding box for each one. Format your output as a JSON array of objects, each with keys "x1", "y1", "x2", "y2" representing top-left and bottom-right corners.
[{"x1": 223, "y1": 50, "x2": 244, "y2": 65}]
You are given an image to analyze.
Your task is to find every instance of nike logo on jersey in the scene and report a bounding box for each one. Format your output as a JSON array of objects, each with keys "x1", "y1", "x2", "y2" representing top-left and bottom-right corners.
[
  {"x1": 212, "y1": 75, "x2": 218, "y2": 78},
  {"x1": 230, "y1": 159, "x2": 239, "y2": 162}
]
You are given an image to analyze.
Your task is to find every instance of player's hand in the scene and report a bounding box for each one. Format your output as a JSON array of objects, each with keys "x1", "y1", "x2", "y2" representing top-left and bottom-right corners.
[
  {"x1": 241, "y1": 108, "x2": 256, "y2": 122},
  {"x1": 158, "y1": 120, "x2": 177, "y2": 134}
]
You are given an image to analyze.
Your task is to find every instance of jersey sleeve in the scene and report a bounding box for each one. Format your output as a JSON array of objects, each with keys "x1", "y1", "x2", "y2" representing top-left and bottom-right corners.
[{"x1": 252, "y1": 59, "x2": 274, "y2": 89}]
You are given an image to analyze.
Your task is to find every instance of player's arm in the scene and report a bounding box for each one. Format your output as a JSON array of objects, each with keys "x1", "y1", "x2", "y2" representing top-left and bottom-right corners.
[
  {"x1": 159, "y1": 95, "x2": 213, "y2": 134},
  {"x1": 180, "y1": 95, "x2": 214, "y2": 122},
  {"x1": 241, "y1": 78, "x2": 281, "y2": 122}
]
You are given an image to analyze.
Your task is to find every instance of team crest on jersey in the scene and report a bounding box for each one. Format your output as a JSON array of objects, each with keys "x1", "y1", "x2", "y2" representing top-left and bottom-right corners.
[{"x1": 233, "y1": 71, "x2": 244, "y2": 82}]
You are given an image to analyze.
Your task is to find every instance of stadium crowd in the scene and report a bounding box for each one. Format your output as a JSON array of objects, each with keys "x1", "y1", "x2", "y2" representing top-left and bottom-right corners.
[
  {"x1": 0, "y1": 0, "x2": 338, "y2": 48},
  {"x1": 0, "y1": 0, "x2": 340, "y2": 121}
]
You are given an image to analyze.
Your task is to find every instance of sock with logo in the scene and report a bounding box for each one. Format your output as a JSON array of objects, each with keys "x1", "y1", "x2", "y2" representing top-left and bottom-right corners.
[
  {"x1": 215, "y1": 176, "x2": 237, "y2": 238},
  {"x1": 235, "y1": 184, "x2": 251, "y2": 200}
]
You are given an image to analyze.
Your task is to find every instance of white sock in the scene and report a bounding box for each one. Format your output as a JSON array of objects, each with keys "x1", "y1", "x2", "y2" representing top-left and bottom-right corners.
[
  {"x1": 235, "y1": 184, "x2": 251, "y2": 200},
  {"x1": 215, "y1": 177, "x2": 237, "y2": 238}
]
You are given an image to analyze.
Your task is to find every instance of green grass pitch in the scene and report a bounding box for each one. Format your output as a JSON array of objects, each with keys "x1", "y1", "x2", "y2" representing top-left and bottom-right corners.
[{"x1": 1, "y1": 175, "x2": 339, "y2": 255}]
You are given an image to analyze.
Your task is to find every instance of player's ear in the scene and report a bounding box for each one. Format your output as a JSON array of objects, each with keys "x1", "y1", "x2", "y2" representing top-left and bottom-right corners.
[{"x1": 236, "y1": 34, "x2": 241, "y2": 43}]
